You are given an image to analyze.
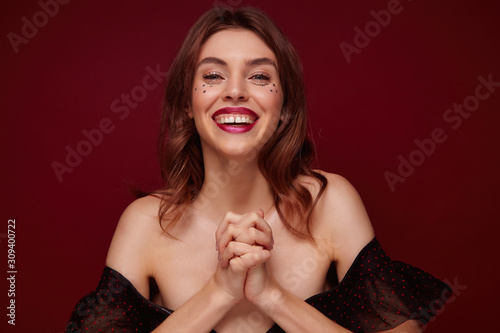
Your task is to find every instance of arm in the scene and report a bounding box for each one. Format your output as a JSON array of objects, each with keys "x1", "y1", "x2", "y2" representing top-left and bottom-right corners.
[
  {"x1": 314, "y1": 174, "x2": 422, "y2": 332},
  {"x1": 251, "y1": 279, "x2": 351, "y2": 333},
  {"x1": 151, "y1": 278, "x2": 239, "y2": 332},
  {"x1": 310, "y1": 172, "x2": 375, "y2": 283},
  {"x1": 106, "y1": 196, "x2": 270, "y2": 332},
  {"x1": 224, "y1": 173, "x2": 422, "y2": 332},
  {"x1": 248, "y1": 274, "x2": 422, "y2": 333},
  {"x1": 214, "y1": 206, "x2": 353, "y2": 332},
  {"x1": 152, "y1": 244, "x2": 271, "y2": 333},
  {"x1": 315, "y1": 174, "x2": 422, "y2": 332}
]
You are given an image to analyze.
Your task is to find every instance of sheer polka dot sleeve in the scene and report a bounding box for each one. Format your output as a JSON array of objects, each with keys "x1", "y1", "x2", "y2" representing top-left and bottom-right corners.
[
  {"x1": 67, "y1": 238, "x2": 452, "y2": 332},
  {"x1": 267, "y1": 238, "x2": 453, "y2": 332},
  {"x1": 66, "y1": 267, "x2": 171, "y2": 332}
]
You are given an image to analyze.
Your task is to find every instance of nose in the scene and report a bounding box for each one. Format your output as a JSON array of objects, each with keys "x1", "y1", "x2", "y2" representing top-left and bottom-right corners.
[{"x1": 222, "y1": 77, "x2": 249, "y2": 102}]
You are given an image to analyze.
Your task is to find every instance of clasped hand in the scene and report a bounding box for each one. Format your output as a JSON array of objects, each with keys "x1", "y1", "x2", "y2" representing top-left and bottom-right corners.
[{"x1": 213, "y1": 209, "x2": 276, "y2": 304}]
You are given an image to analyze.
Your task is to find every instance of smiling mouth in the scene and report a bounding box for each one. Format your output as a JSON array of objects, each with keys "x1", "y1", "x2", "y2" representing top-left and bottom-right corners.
[
  {"x1": 212, "y1": 107, "x2": 259, "y2": 133},
  {"x1": 213, "y1": 114, "x2": 256, "y2": 125}
]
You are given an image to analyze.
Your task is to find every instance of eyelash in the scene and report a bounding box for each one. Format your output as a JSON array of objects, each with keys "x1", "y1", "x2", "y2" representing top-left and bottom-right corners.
[
  {"x1": 250, "y1": 72, "x2": 271, "y2": 86},
  {"x1": 202, "y1": 72, "x2": 224, "y2": 84},
  {"x1": 201, "y1": 72, "x2": 272, "y2": 86}
]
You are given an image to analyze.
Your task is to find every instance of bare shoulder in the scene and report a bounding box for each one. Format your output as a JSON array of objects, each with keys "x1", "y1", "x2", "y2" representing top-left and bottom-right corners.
[
  {"x1": 105, "y1": 195, "x2": 163, "y2": 297},
  {"x1": 301, "y1": 171, "x2": 375, "y2": 280}
]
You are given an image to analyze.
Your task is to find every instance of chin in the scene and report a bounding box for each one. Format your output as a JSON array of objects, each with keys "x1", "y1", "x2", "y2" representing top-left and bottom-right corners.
[{"x1": 212, "y1": 141, "x2": 263, "y2": 161}]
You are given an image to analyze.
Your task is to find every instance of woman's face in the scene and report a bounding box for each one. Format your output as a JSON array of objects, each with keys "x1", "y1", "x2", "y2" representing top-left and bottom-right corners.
[{"x1": 189, "y1": 28, "x2": 283, "y2": 162}]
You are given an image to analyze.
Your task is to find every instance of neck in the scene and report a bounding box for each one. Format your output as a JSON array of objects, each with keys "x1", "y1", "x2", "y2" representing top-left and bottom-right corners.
[{"x1": 192, "y1": 154, "x2": 274, "y2": 220}]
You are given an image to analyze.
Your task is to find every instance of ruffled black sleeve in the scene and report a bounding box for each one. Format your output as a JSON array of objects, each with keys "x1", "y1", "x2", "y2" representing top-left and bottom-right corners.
[
  {"x1": 67, "y1": 238, "x2": 452, "y2": 332},
  {"x1": 267, "y1": 238, "x2": 453, "y2": 332},
  {"x1": 65, "y1": 267, "x2": 170, "y2": 332}
]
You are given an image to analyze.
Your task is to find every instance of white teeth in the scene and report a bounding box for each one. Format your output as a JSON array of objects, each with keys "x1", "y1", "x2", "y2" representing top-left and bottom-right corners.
[{"x1": 215, "y1": 114, "x2": 256, "y2": 124}]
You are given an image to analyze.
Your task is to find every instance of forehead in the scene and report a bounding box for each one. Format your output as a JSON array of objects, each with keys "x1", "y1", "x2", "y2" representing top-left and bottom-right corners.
[{"x1": 198, "y1": 29, "x2": 277, "y2": 64}]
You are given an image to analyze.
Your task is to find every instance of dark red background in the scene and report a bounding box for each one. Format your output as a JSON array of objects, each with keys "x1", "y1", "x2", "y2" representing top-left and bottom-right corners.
[{"x1": 1, "y1": 0, "x2": 499, "y2": 332}]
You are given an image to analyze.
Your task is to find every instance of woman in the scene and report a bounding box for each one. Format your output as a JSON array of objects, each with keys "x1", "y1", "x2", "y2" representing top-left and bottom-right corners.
[{"x1": 67, "y1": 6, "x2": 451, "y2": 333}]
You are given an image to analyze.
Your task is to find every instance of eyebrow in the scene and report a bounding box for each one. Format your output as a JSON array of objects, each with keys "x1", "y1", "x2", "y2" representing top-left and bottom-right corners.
[
  {"x1": 196, "y1": 57, "x2": 278, "y2": 70},
  {"x1": 197, "y1": 57, "x2": 227, "y2": 68},
  {"x1": 246, "y1": 57, "x2": 278, "y2": 69}
]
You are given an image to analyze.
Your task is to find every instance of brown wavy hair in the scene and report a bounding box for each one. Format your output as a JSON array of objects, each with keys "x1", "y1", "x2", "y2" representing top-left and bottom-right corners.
[{"x1": 157, "y1": 6, "x2": 327, "y2": 238}]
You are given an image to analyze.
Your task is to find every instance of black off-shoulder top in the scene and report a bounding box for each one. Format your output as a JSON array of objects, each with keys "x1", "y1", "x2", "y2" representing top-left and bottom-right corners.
[{"x1": 66, "y1": 238, "x2": 452, "y2": 332}]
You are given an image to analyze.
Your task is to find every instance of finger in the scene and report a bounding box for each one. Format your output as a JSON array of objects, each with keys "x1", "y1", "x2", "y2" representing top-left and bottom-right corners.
[
  {"x1": 229, "y1": 250, "x2": 271, "y2": 271},
  {"x1": 236, "y1": 211, "x2": 273, "y2": 249},
  {"x1": 215, "y1": 211, "x2": 242, "y2": 250},
  {"x1": 217, "y1": 223, "x2": 248, "y2": 258},
  {"x1": 235, "y1": 227, "x2": 273, "y2": 251},
  {"x1": 237, "y1": 211, "x2": 272, "y2": 237},
  {"x1": 221, "y1": 242, "x2": 264, "y2": 268},
  {"x1": 216, "y1": 210, "x2": 273, "y2": 255}
]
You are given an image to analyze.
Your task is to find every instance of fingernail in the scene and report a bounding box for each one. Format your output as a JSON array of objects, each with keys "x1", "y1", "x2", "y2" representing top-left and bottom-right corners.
[{"x1": 218, "y1": 252, "x2": 221, "y2": 260}]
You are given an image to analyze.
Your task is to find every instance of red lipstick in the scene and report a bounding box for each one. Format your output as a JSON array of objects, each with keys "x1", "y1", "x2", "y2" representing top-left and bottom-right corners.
[{"x1": 212, "y1": 107, "x2": 259, "y2": 134}]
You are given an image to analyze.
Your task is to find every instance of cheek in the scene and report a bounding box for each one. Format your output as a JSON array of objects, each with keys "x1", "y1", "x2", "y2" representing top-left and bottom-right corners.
[
  {"x1": 191, "y1": 84, "x2": 221, "y2": 112},
  {"x1": 254, "y1": 87, "x2": 283, "y2": 112},
  {"x1": 194, "y1": 83, "x2": 221, "y2": 95},
  {"x1": 253, "y1": 90, "x2": 283, "y2": 134},
  {"x1": 268, "y1": 83, "x2": 280, "y2": 95}
]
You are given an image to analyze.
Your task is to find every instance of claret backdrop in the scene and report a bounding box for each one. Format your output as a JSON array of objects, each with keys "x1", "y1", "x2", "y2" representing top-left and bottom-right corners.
[{"x1": 2, "y1": 0, "x2": 499, "y2": 331}]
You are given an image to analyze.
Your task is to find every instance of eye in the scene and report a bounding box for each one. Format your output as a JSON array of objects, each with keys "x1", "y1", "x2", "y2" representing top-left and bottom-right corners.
[
  {"x1": 202, "y1": 72, "x2": 224, "y2": 84},
  {"x1": 249, "y1": 72, "x2": 271, "y2": 86}
]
